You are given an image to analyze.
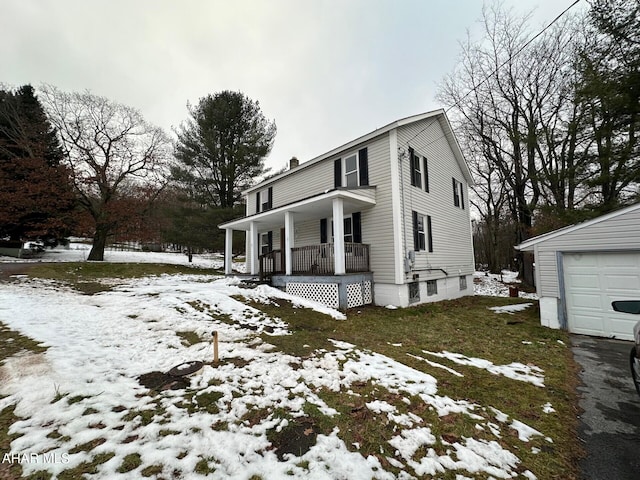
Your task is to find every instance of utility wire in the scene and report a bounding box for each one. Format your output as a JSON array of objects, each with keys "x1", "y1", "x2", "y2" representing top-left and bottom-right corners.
[{"x1": 405, "y1": 0, "x2": 583, "y2": 147}]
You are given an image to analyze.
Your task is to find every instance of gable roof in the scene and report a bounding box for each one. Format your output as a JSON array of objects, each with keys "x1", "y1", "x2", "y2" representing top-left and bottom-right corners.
[
  {"x1": 245, "y1": 109, "x2": 472, "y2": 194},
  {"x1": 517, "y1": 202, "x2": 640, "y2": 251}
]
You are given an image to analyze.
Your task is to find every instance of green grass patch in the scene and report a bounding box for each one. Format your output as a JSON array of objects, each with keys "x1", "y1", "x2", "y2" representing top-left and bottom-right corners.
[
  {"x1": 0, "y1": 322, "x2": 47, "y2": 359},
  {"x1": 141, "y1": 464, "x2": 164, "y2": 477},
  {"x1": 57, "y1": 452, "x2": 116, "y2": 480},
  {"x1": 174, "y1": 389, "x2": 224, "y2": 415},
  {"x1": 68, "y1": 437, "x2": 106, "y2": 454},
  {"x1": 0, "y1": 323, "x2": 49, "y2": 480},
  {"x1": 117, "y1": 453, "x2": 142, "y2": 473},
  {"x1": 257, "y1": 296, "x2": 581, "y2": 479},
  {"x1": 176, "y1": 331, "x2": 203, "y2": 346},
  {"x1": 194, "y1": 458, "x2": 216, "y2": 475}
]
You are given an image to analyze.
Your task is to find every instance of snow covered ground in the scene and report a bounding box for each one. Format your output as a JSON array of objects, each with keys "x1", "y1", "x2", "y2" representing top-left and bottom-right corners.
[
  {"x1": 473, "y1": 270, "x2": 538, "y2": 300},
  {"x1": 0, "y1": 242, "x2": 245, "y2": 272},
  {"x1": 0, "y1": 251, "x2": 547, "y2": 478}
]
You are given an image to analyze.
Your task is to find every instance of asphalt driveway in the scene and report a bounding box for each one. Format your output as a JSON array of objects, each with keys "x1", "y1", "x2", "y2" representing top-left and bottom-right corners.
[{"x1": 572, "y1": 335, "x2": 640, "y2": 479}]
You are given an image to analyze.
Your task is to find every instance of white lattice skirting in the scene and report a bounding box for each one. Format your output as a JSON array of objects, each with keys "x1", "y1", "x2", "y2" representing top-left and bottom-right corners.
[
  {"x1": 286, "y1": 282, "x2": 340, "y2": 309},
  {"x1": 346, "y1": 281, "x2": 372, "y2": 308},
  {"x1": 285, "y1": 280, "x2": 373, "y2": 309}
]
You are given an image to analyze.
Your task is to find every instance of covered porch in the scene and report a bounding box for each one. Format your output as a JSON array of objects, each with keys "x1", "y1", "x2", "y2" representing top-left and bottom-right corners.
[
  {"x1": 219, "y1": 188, "x2": 376, "y2": 309},
  {"x1": 258, "y1": 242, "x2": 370, "y2": 281},
  {"x1": 219, "y1": 188, "x2": 376, "y2": 277}
]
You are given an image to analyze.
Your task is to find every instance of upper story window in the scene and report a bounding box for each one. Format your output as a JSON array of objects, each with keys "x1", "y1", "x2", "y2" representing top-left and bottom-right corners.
[
  {"x1": 334, "y1": 147, "x2": 369, "y2": 188},
  {"x1": 256, "y1": 186, "x2": 273, "y2": 213},
  {"x1": 409, "y1": 147, "x2": 429, "y2": 192},
  {"x1": 453, "y1": 178, "x2": 464, "y2": 209},
  {"x1": 344, "y1": 154, "x2": 359, "y2": 187}
]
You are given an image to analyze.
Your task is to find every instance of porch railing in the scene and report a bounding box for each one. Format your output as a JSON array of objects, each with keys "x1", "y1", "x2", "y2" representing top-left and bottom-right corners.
[
  {"x1": 259, "y1": 249, "x2": 283, "y2": 280},
  {"x1": 259, "y1": 243, "x2": 370, "y2": 280}
]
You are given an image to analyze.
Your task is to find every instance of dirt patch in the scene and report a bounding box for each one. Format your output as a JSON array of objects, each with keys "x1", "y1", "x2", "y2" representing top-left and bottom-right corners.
[
  {"x1": 137, "y1": 371, "x2": 191, "y2": 391},
  {"x1": 0, "y1": 263, "x2": 39, "y2": 281},
  {"x1": 269, "y1": 418, "x2": 320, "y2": 461}
]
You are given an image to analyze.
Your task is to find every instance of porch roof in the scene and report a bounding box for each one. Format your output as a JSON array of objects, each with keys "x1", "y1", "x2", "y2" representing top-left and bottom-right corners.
[{"x1": 219, "y1": 187, "x2": 376, "y2": 232}]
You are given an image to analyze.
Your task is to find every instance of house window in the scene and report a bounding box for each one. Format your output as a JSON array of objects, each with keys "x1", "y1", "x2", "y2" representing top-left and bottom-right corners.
[
  {"x1": 343, "y1": 216, "x2": 353, "y2": 243},
  {"x1": 409, "y1": 148, "x2": 422, "y2": 188},
  {"x1": 330, "y1": 214, "x2": 354, "y2": 243},
  {"x1": 412, "y1": 211, "x2": 433, "y2": 252},
  {"x1": 344, "y1": 154, "x2": 359, "y2": 188},
  {"x1": 427, "y1": 280, "x2": 438, "y2": 296},
  {"x1": 334, "y1": 148, "x2": 369, "y2": 188},
  {"x1": 260, "y1": 232, "x2": 272, "y2": 255},
  {"x1": 409, "y1": 148, "x2": 429, "y2": 192},
  {"x1": 256, "y1": 186, "x2": 273, "y2": 213},
  {"x1": 453, "y1": 178, "x2": 464, "y2": 209},
  {"x1": 409, "y1": 281, "x2": 420, "y2": 303},
  {"x1": 459, "y1": 275, "x2": 467, "y2": 291}
]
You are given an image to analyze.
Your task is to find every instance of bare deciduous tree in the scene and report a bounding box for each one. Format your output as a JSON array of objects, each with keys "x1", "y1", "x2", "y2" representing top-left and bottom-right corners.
[
  {"x1": 40, "y1": 85, "x2": 172, "y2": 260},
  {"x1": 437, "y1": 4, "x2": 587, "y2": 278}
]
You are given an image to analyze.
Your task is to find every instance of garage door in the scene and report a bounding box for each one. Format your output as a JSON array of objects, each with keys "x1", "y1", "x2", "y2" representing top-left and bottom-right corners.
[{"x1": 563, "y1": 251, "x2": 640, "y2": 340}]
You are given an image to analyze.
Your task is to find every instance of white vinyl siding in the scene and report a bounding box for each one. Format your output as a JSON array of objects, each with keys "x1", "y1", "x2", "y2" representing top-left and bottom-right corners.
[
  {"x1": 361, "y1": 134, "x2": 395, "y2": 284},
  {"x1": 397, "y1": 117, "x2": 474, "y2": 280},
  {"x1": 247, "y1": 161, "x2": 334, "y2": 215},
  {"x1": 531, "y1": 206, "x2": 640, "y2": 298}
]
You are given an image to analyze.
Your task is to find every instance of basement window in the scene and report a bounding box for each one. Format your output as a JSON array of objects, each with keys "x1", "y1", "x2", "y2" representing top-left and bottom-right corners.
[{"x1": 409, "y1": 282, "x2": 420, "y2": 304}]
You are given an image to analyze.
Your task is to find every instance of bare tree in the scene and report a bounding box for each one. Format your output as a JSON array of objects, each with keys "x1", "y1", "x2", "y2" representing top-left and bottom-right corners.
[
  {"x1": 437, "y1": 4, "x2": 587, "y2": 278},
  {"x1": 40, "y1": 86, "x2": 172, "y2": 260}
]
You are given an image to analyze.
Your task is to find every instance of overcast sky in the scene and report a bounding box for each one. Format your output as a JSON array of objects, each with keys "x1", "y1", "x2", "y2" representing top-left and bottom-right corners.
[{"x1": 1, "y1": 0, "x2": 584, "y2": 173}]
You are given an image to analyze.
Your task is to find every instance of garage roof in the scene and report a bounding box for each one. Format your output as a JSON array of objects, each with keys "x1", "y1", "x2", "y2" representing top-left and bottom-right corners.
[{"x1": 517, "y1": 202, "x2": 640, "y2": 251}]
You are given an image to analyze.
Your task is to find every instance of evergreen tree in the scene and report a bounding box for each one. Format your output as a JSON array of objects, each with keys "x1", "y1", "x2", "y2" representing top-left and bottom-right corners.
[
  {"x1": 173, "y1": 91, "x2": 276, "y2": 208},
  {"x1": 0, "y1": 85, "x2": 75, "y2": 241},
  {"x1": 578, "y1": 0, "x2": 640, "y2": 211}
]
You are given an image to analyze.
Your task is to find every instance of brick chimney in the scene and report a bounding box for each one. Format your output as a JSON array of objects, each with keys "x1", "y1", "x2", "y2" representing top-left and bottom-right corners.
[{"x1": 289, "y1": 156, "x2": 299, "y2": 169}]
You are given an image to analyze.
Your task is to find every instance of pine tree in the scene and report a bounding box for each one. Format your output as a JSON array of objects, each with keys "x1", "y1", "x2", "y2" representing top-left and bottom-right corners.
[
  {"x1": 173, "y1": 90, "x2": 276, "y2": 208},
  {"x1": 0, "y1": 85, "x2": 75, "y2": 242}
]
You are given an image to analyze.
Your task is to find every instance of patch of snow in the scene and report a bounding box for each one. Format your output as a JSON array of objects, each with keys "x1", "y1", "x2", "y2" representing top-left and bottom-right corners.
[
  {"x1": 423, "y1": 350, "x2": 545, "y2": 387},
  {"x1": 489, "y1": 303, "x2": 533, "y2": 314},
  {"x1": 474, "y1": 271, "x2": 538, "y2": 300},
  {"x1": 407, "y1": 353, "x2": 465, "y2": 377},
  {"x1": 543, "y1": 402, "x2": 556, "y2": 414},
  {"x1": 0, "y1": 272, "x2": 549, "y2": 479}
]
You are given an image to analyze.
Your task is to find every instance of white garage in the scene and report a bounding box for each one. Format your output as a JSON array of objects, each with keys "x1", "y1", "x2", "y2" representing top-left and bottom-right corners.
[
  {"x1": 563, "y1": 251, "x2": 640, "y2": 340},
  {"x1": 517, "y1": 203, "x2": 640, "y2": 340}
]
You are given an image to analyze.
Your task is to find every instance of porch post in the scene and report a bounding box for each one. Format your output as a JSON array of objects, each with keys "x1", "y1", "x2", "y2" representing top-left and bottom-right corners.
[
  {"x1": 249, "y1": 221, "x2": 259, "y2": 275},
  {"x1": 224, "y1": 228, "x2": 233, "y2": 275},
  {"x1": 332, "y1": 197, "x2": 346, "y2": 275},
  {"x1": 284, "y1": 211, "x2": 294, "y2": 275}
]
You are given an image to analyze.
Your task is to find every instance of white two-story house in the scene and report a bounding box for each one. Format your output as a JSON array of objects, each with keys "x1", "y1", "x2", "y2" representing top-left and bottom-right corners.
[{"x1": 219, "y1": 109, "x2": 474, "y2": 309}]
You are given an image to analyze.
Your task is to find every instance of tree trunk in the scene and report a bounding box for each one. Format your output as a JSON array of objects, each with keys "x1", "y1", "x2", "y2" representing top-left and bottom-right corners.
[{"x1": 88, "y1": 225, "x2": 109, "y2": 261}]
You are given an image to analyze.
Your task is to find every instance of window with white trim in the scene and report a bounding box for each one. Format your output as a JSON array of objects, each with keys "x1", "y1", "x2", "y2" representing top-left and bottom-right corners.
[
  {"x1": 412, "y1": 211, "x2": 433, "y2": 252},
  {"x1": 330, "y1": 214, "x2": 353, "y2": 243},
  {"x1": 453, "y1": 178, "x2": 464, "y2": 209},
  {"x1": 260, "y1": 232, "x2": 271, "y2": 255},
  {"x1": 256, "y1": 186, "x2": 273, "y2": 213},
  {"x1": 344, "y1": 153, "x2": 359, "y2": 187},
  {"x1": 409, "y1": 148, "x2": 429, "y2": 192},
  {"x1": 334, "y1": 148, "x2": 369, "y2": 188}
]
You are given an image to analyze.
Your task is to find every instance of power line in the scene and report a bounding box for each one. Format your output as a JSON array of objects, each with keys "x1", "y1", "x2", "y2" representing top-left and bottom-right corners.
[{"x1": 405, "y1": 0, "x2": 583, "y2": 148}]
